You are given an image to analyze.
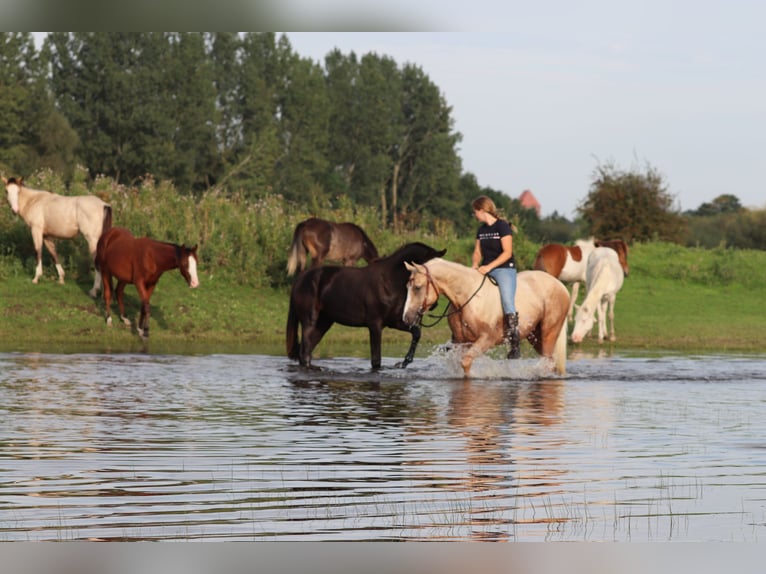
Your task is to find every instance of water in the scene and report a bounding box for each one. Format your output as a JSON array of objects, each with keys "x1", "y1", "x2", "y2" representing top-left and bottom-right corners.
[{"x1": 1, "y1": 350, "x2": 765, "y2": 541}]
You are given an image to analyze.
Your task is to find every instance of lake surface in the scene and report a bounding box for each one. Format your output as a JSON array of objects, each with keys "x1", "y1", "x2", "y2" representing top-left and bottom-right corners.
[{"x1": 1, "y1": 349, "x2": 765, "y2": 541}]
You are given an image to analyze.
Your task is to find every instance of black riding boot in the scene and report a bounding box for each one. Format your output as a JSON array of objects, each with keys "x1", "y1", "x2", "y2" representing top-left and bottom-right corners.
[{"x1": 504, "y1": 312, "x2": 521, "y2": 359}]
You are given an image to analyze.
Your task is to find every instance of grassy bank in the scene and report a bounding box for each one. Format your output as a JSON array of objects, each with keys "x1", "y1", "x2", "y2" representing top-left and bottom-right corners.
[{"x1": 1, "y1": 241, "x2": 765, "y2": 357}]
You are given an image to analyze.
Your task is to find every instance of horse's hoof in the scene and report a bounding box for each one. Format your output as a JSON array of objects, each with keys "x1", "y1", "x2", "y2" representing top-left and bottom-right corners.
[
  {"x1": 106, "y1": 317, "x2": 112, "y2": 327},
  {"x1": 88, "y1": 289, "x2": 98, "y2": 298},
  {"x1": 120, "y1": 316, "x2": 131, "y2": 326}
]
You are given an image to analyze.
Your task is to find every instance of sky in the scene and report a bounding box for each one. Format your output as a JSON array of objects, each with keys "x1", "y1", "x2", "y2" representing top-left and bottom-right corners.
[{"x1": 282, "y1": 4, "x2": 766, "y2": 219}]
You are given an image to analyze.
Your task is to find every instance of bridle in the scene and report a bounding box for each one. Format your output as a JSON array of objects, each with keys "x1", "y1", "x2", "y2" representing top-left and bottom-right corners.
[
  {"x1": 410, "y1": 263, "x2": 489, "y2": 328},
  {"x1": 409, "y1": 263, "x2": 441, "y2": 322}
]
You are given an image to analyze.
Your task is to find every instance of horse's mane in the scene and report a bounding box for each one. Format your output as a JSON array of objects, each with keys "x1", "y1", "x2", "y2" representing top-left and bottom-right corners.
[
  {"x1": 420, "y1": 257, "x2": 480, "y2": 280},
  {"x1": 379, "y1": 242, "x2": 440, "y2": 263}
]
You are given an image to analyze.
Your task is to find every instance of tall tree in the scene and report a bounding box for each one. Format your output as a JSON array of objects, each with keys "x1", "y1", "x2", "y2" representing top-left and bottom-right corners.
[
  {"x1": 0, "y1": 32, "x2": 78, "y2": 178},
  {"x1": 578, "y1": 161, "x2": 687, "y2": 243},
  {"x1": 164, "y1": 33, "x2": 219, "y2": 191},
  {"x1": 219, "y1": 32, "x2": 283, "y2": 196},
  {"x1": 273, "y1": 36, "x2": 329, "y2": 207},
  {"x1": 392, "y1": 63, "x2": 461, "y2": 229}
]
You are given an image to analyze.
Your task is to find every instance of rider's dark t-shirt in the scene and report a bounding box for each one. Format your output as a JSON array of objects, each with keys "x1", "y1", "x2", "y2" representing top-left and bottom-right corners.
[{"x1": 476, "y1": 219, "x2": 516, "y2": 269}]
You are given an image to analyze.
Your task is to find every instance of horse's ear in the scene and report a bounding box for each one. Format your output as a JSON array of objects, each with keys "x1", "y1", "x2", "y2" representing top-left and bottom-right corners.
[
  {"x1": 404, "y1": 261, "x2": 416, "y2": 272},
  {"x1": 1, "y1": 177, "x2": 6, "y2": 185},
  {"x1": 437, "y1": 248, "x2": 447, "y2": 257}
]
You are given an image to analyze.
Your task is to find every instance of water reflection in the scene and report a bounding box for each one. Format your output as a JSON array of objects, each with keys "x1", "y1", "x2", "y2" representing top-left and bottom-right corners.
[{"x1": 1, "y1": 352, "x2": 765, "y2": 541}]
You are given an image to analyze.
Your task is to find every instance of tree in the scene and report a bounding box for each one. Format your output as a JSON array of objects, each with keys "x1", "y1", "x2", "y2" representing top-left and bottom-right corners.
[
  {"x1": 689, "y1": 194, "x2": 743, "y2": 216},
  {"x1": 164, "y1": 33, "x2": 219, "y2": 191},
  {"x1": 272, "y1": 36, "x2": 330, "y2": 206},
  {"x1": 0, "y1": 32, "x2": 78, "y2": 179},
  {"x1": 389, "y1": 63, "x2": 461, "y2": 229},
  {"x1": 578, "y1": 161, "x2": 687, "y2": 243}
]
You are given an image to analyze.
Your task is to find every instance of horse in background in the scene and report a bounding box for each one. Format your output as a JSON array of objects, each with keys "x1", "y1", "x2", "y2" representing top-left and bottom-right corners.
[
  {"x1": 571, "y1": 247, "x2": 625, "y2": 344},
  {"x1": 286, "y1": 242, "x2": 446, "y2": 369},
  {"x1": 4, "y1": 176, "x2": 112, "y2": 296},
  {"x1": 95, "y1": 227, "x2": 199, "y2": 340},
  {"x1": 533, "y1": 238, "x2": 597, "y2": 321},
  {"x1": 286, "y1": 217, "x2": 379, "y2": 275},
  {"x1": 594, "y1": 238, "x2": 629, "y2": 277},
  {"x1": 402, "y1": 259, "x2": 569, "y2": 377}
]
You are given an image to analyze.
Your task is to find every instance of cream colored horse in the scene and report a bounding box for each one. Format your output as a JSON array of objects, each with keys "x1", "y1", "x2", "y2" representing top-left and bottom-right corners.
[
  {"x1": 571, "y1": 247, "x2": 625, "y2": 344},
  {"x1": 4, "y1": 177, "x2": 112, "y2": 296},
  {"x1": 402, "y1": 258, "x2": 570, "y2": 377}
]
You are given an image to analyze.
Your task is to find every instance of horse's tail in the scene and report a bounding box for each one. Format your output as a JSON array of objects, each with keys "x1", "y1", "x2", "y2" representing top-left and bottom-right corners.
[
  {"x1": 286, "y1": 222, "x2": 306, "y2": 276},
  {"x1": 357, "y1": 225, "x2": 379, "y2": 262},
  {"x1": 552, "y1": 315, "x2": 568, "y2": 376},
  {"x1": 101, "y1": 204, "x2": 113, "y2": 236},
  {"x1": 285, "y1": 295, "x2": 300, "y2": 360}
]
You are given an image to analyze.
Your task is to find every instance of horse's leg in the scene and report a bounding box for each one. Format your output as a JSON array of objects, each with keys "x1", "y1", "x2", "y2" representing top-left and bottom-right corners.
[
  {"x1": 43, "y1": 237, "x2": 65, "y2": 284},
  {"x1": 29, "y1": 229, "x2": 45, "y2": 284},
  {"x1": 461, "y1": 335, "x2": 495, "y2": 377},
  {"x1": 368, "y1": 324, "x2": 383, "y2": 369},
  {"x1": 528, "y1": 324, "x2": 544, "y2": 355},
  {"x1": 395, "y1": 325, "x2": 421, "y2": 368},
  {"x1": 136, "y1": 285, "x2": 156, "y2": 339},
  {"x1": 607, "y1": 294, "x2": 617, "y2": 342},
  {"x1": 300, "y1": 316, "x2": 333, "y2": 368},
  {"x1": 596, "y1": 298, "x2": 608, "y2": 343},
  {"x1": 102, "y1": 272, "x2": 114, "y2": 326},
  {"x1": 116, "y1": 281, "x2": 131, "y2": 326},
  {"x1": 567, "y1": 282, "x2": 580, "y2": 322},
  {"x1": 88, "y1": 242, "x2": 101, "y2": 298}
]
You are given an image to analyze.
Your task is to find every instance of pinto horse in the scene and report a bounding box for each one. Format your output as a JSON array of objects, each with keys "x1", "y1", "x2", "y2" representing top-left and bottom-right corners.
[
  {"x1": 533, "y1": 237, "x2": 629, "y2": 321},
  {"x1": 4, "y1": 176, "x2": 112, "y2": 296},
  {"x1": 95, "y1": 227, "x2": 200, "y2": 339},
  {"x1": 286, "y1": 242, "x2": 446, "y2": 369},
  {"x1": 286, "y1": 217, "x2": 379, "y2": 275},
  {"x1": 594, "y1": 238, "x2": 629, "y2": 276},
  {"x1": 403, "y1": 258, "x2": 570, "y2": 377},
  {"x1": 571, "y1": 247, "x2": 625, "y2": 344},
  {"x1": 532, "y1": 238, "x2": 596, "y2": 321}
]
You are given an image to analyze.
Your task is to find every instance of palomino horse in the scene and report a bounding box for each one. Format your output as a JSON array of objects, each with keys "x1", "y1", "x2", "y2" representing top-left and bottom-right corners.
[
  {"x1": 286, "y1": 217, "x2": 379, "y2": 275},
  {"x1": 533, "y1": 237, "x2": 629, "y2": 321},
  {"x1": 402, "y1": 258, "x2": 570, "y2": 377},
  {"x1": 286, "y1": 242, "x2": 446, "y2": 369},
  {"x1": 571, "y1": 247, "x2": 625, "y2": 344},
  {"x1": 95, "y1": 227, "x2": 199, "y2": 339},
  {"x1": 4, "y1": 176, "x2": 112, "y2": 296}
]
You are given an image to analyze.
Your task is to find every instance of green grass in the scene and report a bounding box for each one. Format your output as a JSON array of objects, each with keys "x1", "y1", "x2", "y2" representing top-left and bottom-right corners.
[{"x1": 1, "y1": 242, "x2": 765, "y2": 357}]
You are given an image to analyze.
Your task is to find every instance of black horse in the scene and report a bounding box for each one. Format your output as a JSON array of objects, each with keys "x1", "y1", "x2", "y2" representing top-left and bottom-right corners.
[{"x1": 286, "y1": 242, "x2": 446, "y2": 369}]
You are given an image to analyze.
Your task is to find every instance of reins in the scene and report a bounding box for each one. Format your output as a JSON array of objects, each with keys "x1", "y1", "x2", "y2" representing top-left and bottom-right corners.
[{"x1": 418, "y1": 268, "x2": 490, "y2": 328}]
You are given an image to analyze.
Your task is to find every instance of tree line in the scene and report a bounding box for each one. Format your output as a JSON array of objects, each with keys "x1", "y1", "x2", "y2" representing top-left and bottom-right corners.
[{"x1": 1, "y1": 32, "x2": 764, "y2": 249}]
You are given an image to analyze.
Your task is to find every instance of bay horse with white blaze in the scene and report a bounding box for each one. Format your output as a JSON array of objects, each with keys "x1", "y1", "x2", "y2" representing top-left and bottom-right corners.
[
  {"x1": 4, "y1": 176, "x2": 112, "y2": 296},
  {"x1": 533, "y1": 237, "x2": 629, "y2": 321},
  {"x1": 286, "y1": 242, "x2": 446, "y2": 369},
  {"x1": 95, "y1": 227, "x2": 199, "y2": 339},
  {"x1": 286, "y1": 217, "x2": 379, "y2": 275},
  {"x1": 403, "y1": 258, "x2": 570, "y2": 377},
  {"x1": 571, "y1": 247, "x2": 624, "y2": 344}
]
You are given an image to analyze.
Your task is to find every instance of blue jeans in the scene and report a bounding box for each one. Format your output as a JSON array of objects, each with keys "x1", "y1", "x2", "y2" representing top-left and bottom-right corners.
[{"x1": 489, "y1": 267, "x2": 517, "y2": 314}]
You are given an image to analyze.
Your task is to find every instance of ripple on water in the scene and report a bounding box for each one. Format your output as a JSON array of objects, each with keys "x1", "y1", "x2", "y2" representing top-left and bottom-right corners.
[{"x1": 1, "y1": 351, "x2": 766, "y2": 541}]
